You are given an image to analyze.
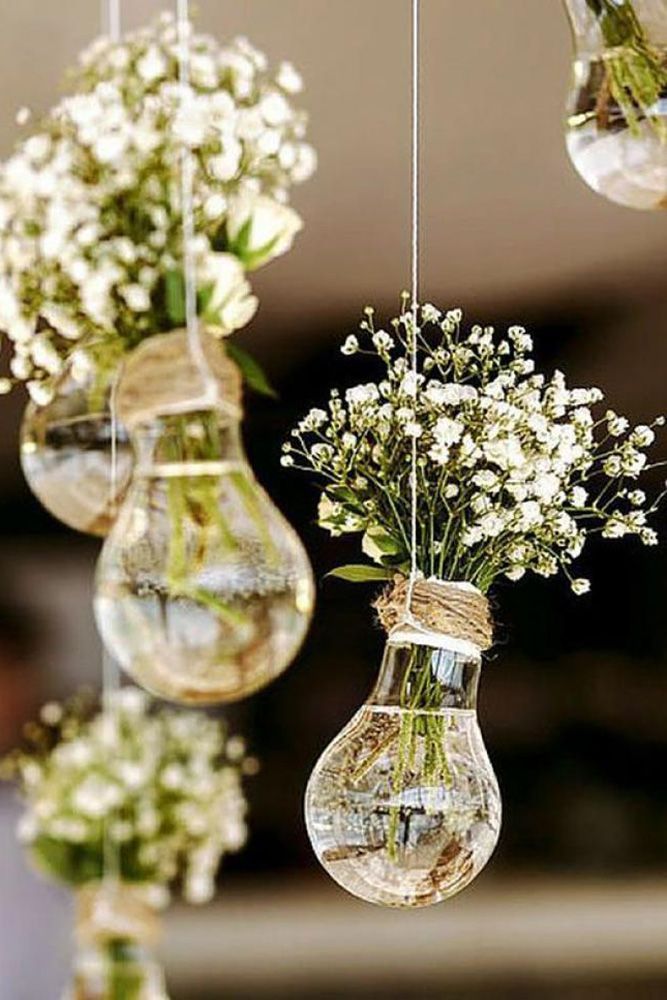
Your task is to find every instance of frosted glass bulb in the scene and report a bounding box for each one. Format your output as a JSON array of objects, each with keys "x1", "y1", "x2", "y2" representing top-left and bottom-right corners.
[
  {"x1": 94, "y1": 330, "x2": 315, "y2": 705},
  {"x1": 20, "y1": 361, "x2": 132, "y2": 536},
  {"x1": 305, "y1": 631, "x2": 501, "y2": 908},
  {"x1": 564, "y1": 0, "x2": 667, "y2": 210}
]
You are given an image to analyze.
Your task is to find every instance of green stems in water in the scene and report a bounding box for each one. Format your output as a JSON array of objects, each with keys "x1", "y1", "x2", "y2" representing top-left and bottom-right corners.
[
  {"x1": 585, "y1": 0, "x2": 667, "y2": 136},
  {"x1": 105, "y1": 940, "x2": 145, "y2": 1000},
  {"x1": 163, "y1": 411, "x2": 278, "y2": 629},
  {"x1": 387, "y1": 647, "x2": 454, "y2": 863}
]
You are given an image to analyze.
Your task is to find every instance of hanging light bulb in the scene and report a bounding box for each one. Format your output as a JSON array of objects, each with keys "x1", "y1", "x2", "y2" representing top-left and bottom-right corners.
[
  {"x1": 564, "y1": 0, "x2": 667, "y2": 209},
  {"x1": 305, "y1": 615, "x2": 501, "y2": 908},
  {"x1": 20, "y1": 357, "x2": 132, "y2": 536},
  {"x1": 94, "y1": 329, "x2": 315, "y2": 705}
]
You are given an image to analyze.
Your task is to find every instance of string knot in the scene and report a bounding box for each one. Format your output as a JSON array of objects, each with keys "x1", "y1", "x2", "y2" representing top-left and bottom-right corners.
[{"x1": 375, "y1": 574, "x2": 494, "y2": 652}]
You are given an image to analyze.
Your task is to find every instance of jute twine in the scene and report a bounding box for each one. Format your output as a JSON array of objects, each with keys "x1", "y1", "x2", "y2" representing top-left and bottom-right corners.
[
  {"x1": 116, "y1": 328, "x2": 243, "y2": 429},
  {"x1": 75, "y1": 883, "x2": 161, "y2": 947},
  {"x1": 375, "y1": 575, "x2": 494, "y2": 652}
]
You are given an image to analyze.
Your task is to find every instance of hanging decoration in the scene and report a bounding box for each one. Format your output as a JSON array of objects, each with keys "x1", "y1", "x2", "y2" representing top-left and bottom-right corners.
[
  {"x1": 564, "y1": 0, "x2": 667, "y2": 209},
  {"x1": 286, "y1": 302, "x2": 665, "y2": 907},
  {"x1": 0, "y1": 687, "x2": 256, "y2": 998},
  {"x1": 94, "y1": 328, "x2": 315, "y2": 704},
  {"x1": 280, "y1": 0, "x2": 666, "y2": 909},
  {"x1": 0, "y1": 11, "x2": 316, "y2": 534},
  {"x1": 91, "y1": 3, "x2": 315, "y2": 706}
]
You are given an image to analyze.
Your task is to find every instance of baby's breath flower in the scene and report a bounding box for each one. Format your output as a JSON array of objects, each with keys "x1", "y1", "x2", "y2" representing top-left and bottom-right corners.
[
  {"x1": 404, "y1": 421, "x2": 423, "y2": 439},
  {"x1": 39, "y1": 703, "x2": 63, "y2": 726},
  {"x1": 607, "y1": 411, "x2": 629, "y2": 436},
  {"x1": 299, "y1": 407, "x2": 328, "y2": 432},
  {"x1": 286, "y1": 303, "x2": 664, "y2": 595},
  {"x1": 570, "y1": 486, "x2": 588, "y2": 508},
  {"x1": 1, "y1": 689, "x2": 253, "y2": 902},
  {"x1": 372, "y1": 330, "x2": 394, "y2": 354},
  {"x1": 27, "y1": 381, "x2": 54, "y2": 406},
  {"x1": 0, "y1": 13, "x2": 315, "y2": 390},
  {"x1": 632, "y1": 425, "x2": 655, "y2": 447}
]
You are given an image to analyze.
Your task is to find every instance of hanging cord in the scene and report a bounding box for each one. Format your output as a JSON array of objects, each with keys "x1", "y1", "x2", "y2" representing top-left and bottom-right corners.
[
  {"x1": 175, "y1": 0, "x2": 220, "y2": 405},
  {"x1": 101, "y1": 0, "x2": 120, "y2": 41},
  {"x1": 101, "y1": 0, "x2": 122, "y2": 889},
  {"x1": 102, "y1": 377, "x2": 122, "y2": 888},
  {"x1": 406, "y1": 0, "x2": 421, "y2": 616}
]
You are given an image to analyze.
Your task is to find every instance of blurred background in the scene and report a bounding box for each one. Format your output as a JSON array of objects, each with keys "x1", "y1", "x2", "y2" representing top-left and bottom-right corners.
[{"x1": 1, "y1": 1, "x2": 667, "y2": 997}]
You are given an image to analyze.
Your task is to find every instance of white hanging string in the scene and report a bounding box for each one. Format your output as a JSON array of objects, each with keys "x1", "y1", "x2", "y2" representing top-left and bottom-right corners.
[
  {"x1": 101, "y1": 0, "x2": 122, "y2": 888},
  {"x1": 406, "y1": 0, "x2": 421, "y2": 615},
  {"x1": 175, "y1": 0, "x2": 219, "y2": 405},
  {"x1": 101, "y1": 379, "x2": 121, "y2": 887},
  {"x1": 101, "y1": 0, "x2": 121, "y2": 42}
]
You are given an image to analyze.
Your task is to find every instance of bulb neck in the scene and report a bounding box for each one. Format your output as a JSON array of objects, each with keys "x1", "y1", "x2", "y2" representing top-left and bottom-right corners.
[
  {"x1": 131, "y1": 409, "x2": 244, "y2": 473},
  {"x1": 370, "y1": 632, "x2": 482, "y2": 713}
]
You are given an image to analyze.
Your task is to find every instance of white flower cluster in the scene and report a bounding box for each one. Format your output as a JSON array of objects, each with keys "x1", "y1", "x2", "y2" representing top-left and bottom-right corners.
[
  {"x1": 0, "y1": 12, "x2": 316, "y2": 402},
  {"x1": 6, "y1": 688, "x2": 254, "y2": 905},
  {"x1": 285, "y1": 303, "x2": 665, "y2": 595}
]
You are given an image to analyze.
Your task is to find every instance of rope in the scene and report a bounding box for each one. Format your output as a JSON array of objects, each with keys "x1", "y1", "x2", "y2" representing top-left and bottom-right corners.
[
  {"x1": 100, "y1": 0, "x2": 121, "y2": 42},
  {"x1": 376, "y1": 576, "x2": 494, "y2": 653},
  {"x1": 175, "y1": 0, "x2": 220, "y2": 406},
  {"x1": 101, "y1": 0, "x2": 122, "y2": 889},
  {"x1": 406, "y1": 0, "x2": 421, "y2": 616}
]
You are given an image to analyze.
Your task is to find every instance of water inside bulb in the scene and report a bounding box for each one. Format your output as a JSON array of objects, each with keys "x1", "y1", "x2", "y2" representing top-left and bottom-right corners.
[
  {"x1": 305, "y1": 632, "x2": 501, "y2": 908},
  {"x1": 94, "y1": 331, "x2": 315, "y2": 705},
  {"x1": 564, "y1": 0, "x2": 667, "y2": 209},
  {"x1": 20, "y1": 362, "x2": 132, "y2": 536}
]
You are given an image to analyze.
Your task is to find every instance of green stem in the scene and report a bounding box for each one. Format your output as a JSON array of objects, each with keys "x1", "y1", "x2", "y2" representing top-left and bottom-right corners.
[
  {"x1": 387, "y1": 647, "x2": 454, "y2": 861},
  {"x1": 105, "y1": 939, "x2": 145, "y2": 1000},
  {"x1": 584, "y1": 0, "x2": 667, "y2": 138},
  {"x1": 163, "y1": 412, "x2": 251, "y2": 631}
]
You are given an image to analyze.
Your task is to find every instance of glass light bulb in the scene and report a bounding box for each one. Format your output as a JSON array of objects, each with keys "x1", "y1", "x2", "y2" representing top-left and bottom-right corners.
[
  {"x1": 94, "y1": 330, "x2": 315, "y2": 705},
  {"x1": 20, "y1": 360, "x2": 132, "y2": 536},
  {"x1": 305, "y1": 631, "x2": 501, "y2": 908},
  {"x1": 564, "y1": 0, "x2": 667, "y2": 210}
]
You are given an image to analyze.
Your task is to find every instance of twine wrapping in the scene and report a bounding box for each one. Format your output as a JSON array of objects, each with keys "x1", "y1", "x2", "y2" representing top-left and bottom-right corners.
[
  {"x1": 75, "y1": 883, "x2": 161, "y2": 947},
  {"x1": 375, "y1": 575, "x2": 494, "y2": 652},
  {"x1": 116, "y1": 328, "x2": 243, "y2": 429}
]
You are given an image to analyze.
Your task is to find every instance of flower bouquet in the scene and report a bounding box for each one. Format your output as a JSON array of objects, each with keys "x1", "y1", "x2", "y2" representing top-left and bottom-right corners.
[
  {"x1": 1, "y1": 687, "x2": 255, "y2": 998},
  {"x1": 0, "y1": 11, "x2": 316, "y2": 533},
  {"x1": 285, "y1": 301, "x2": 664, "y2": 906}
]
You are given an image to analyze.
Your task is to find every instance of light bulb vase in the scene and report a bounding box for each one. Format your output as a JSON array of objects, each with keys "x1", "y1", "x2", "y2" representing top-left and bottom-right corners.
[
  {"x1": 63, "y1": 883, "x2": 169, "y2": 1000},
  {"x1": 305, "y1": 626, "x2": 501, "y2": 908},
  {"x1": 564, "y1": 0, "x2": 667, "y2": 208},
  {"x1": 20, "y1": 358, "x2": 132, "y2": 536},
  {"x1": 95, "y1": 330, "x2": 315, "y2": 705}
]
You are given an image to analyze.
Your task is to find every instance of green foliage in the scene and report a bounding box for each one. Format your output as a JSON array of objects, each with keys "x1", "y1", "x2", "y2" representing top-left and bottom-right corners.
[
  {"x1": 226, "y1": 341, "x2": 277, "y2": 398},
  {"x1": 585, "y1": 0, "x2": 667, "y2": 136},
  {"x1": 226, "y1": 218, "x2": 281, "y2": 272},
  {"x1": 327, "y1": 565, "x2": 394, "y2": 583}
]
